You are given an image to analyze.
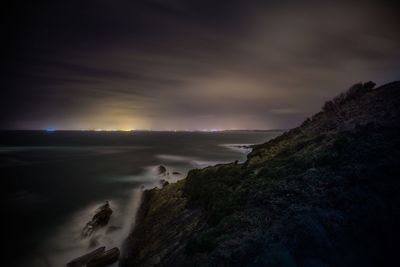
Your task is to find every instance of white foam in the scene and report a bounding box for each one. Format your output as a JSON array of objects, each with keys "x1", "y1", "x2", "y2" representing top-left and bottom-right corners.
[
  {"x1": 156, "y1": 154, "x2": 196, "y2": 162},
  {"x1": 39, "y1": 187, "x2": 145, "y2": 267},
  {"x1": 38, "y1": 151, "x2": 242, "y2": 266},
  {"x1": 219, "y1": 143, "x2": 253, "y2": 154}
]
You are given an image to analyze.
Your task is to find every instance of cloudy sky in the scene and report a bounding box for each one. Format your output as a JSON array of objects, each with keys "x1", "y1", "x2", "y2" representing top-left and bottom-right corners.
[{"x1": 2, "y1": 0, "x2": 400, "y2": 130}]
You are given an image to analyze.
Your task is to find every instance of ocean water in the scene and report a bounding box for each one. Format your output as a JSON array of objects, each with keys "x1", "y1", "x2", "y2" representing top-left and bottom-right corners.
[{"x1": 1, "y1": 130, "x2": 281, "y2": 267}]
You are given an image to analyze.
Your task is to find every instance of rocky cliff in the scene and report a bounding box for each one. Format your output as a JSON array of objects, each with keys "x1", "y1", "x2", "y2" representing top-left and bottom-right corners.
[{"x1": 121, "y1": 81, "x2": 400, "y2": 267}]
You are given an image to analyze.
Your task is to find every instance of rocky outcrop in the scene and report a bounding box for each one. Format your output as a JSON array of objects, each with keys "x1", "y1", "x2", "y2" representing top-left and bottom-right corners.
[
  {"x1": 86, "y1": 247, "x2": 120, "y2": 267},
  {"x1": 82, "y1": 202, "x2": 113, "y2": 238},
  {"x1": 121, "y1": 180, "x2": 206, "y2": 266},
  {"x1": 67, "y1": 247, "x2": 105, "y2": 267},
  {"x1": 67, "y1": 247, "x2": 120, "y2": 267},
  {"x1": 68, "y1": 201, "x2": 119, "y2": 266},
  {"x1": 157, "y1": 165, "x2": 167, "y2": 175},
  {"x1": 160, "y1": 179, "x2": 169, "y2": 187},
  {"x1": 122, "y1": 81, "x2": 400, "y2": 267}
]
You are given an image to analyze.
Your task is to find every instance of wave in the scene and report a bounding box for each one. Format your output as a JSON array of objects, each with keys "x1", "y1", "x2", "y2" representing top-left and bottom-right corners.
[
  {"x1": 219, "y1": 143, "x2": 253, "y2": 154},
  {"x1": 156, "y1": 154, "x2": 220, "y2": 168}
]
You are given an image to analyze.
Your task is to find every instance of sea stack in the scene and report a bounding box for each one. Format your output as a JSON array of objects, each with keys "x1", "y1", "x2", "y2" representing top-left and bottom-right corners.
[{"x1": 82, "y1": 202, "x2": 113, "y2": 238}]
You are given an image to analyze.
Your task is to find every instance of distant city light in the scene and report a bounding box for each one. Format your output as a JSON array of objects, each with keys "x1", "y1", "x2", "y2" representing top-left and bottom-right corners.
[
  {"x1": 200, "y1": 128, "x2": 221, "y2": 132},
  {"x1": 46, "y1": 128, "x2": 56, "y2": 132},
  {"x1": 92, "y1": 128, "x2": 134, "y2": 132}
]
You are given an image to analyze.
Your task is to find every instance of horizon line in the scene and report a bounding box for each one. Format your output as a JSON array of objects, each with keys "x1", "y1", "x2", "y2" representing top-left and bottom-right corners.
[{"x1": 0, "y1": 128, "x2": 287, "y2": 132}]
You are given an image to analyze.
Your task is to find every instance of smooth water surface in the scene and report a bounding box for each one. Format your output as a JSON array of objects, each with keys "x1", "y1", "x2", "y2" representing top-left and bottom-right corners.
[{"x1": 1, "y1": 130, "x2": 281, "y2": 267}]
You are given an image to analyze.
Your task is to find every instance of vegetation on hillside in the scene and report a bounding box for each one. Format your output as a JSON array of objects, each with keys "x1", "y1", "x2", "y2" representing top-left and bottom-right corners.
[{"x1": 122, "y1": 81, "x2": 400, "y2": 267}]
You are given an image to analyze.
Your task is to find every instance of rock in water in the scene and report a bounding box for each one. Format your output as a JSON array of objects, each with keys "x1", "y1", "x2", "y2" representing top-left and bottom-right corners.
[
  {"x1": 160, "y1": 179, "x2": 169, "y2": 187},
  {"x1": 158, "y1": 165, "x2": 167, "y2": 175},
  {"x1": 86, "y1": 247, "x2": 120, "y2": 267},
  {"x1": 82, "y1": 202, "x2": 113, "y2": 238},
  {"x1": 66, "y1": 247, "x2": 105, "y2": 267}
]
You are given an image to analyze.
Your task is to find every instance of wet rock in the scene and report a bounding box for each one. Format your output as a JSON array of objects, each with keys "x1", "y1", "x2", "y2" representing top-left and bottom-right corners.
[
  {"x1": 160, "y1": 179, "x2": 169, "y2": 187},
  {"x1": 86, "y1": 247, "x2": 120, "y2": 267},
  {"x1": 67, "y1": 246, "x2": 105, "y2": 267},
  {"x1": 82, "y1": 202, "x2": 113, "y2": 238},
  {"x1": 158, "y1": 165, "x2": 167, "y2": 175},
  {"x1": 67, "y1": 247, "x2": 120, "y2": 267}
]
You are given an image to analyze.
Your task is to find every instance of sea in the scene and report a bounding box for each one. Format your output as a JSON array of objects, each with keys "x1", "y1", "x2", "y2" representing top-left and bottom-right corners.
[{"x1": 1, "y1": 130, "x2": 281, "y2": 267}]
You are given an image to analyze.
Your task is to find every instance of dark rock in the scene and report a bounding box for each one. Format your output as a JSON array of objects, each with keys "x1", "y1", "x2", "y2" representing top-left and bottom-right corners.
[
  {"x1": 121, "y1": 181, "x2": 205, "y2": 267},
  {"x1": 158, "y1": 165, "x2": 167, "y2": 175},
  {"x1": 82, "y1": 202, "x2": 113, "y2": 238},
  {"x1": 363, "y1": 81, "x2": 376, "y2": 90},
  {"x1": 67, "y1": 247, "x2": 105, "y2": 267},
  {"x1": 172, "y1": 171, "x2": 182, "y2": 175},
  {"x1": 160, "y1": 179, "x2": 169, "y2": 187},
  {"x1": 86, "y1": 247, "x2": 120, "y2": 267}
]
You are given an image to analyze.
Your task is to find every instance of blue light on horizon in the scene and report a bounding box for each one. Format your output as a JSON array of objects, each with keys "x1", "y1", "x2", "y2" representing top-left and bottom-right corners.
[{"x1": 46, "y1": 128, "x2": 56, "y2": 132}]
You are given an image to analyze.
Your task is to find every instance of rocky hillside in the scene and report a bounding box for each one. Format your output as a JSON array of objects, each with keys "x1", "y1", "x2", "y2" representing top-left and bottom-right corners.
[{"x1": 121, "y1": 81, "x2": 400, "y2": 267}]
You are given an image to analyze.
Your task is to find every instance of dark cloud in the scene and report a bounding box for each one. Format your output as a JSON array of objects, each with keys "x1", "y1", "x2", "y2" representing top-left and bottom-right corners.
[{"x1": 2, "y1": 0, "x2": 400, "y2": 130}]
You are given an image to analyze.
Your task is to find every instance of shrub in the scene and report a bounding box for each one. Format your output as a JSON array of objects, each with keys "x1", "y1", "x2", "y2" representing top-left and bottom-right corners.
[{"x1": 322, "y1": 81, "x2": 375, "y2": 113}]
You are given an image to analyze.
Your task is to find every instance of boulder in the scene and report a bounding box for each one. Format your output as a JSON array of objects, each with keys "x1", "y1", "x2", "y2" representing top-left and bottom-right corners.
[
  {"x1": 82, "y1": 202, "x2": 113, "y2": 238},
  {"x1": 160, "y1": 179, "x2": 169, "y2": 187},
  {"x1": 67, "y1": 247, "x2": 105, "y2": 267},
  {"x1": 86, "y1": 247, "x2": 120, "y2": 267},
  {"x1": 67, "y1": 247, "x2": 120, "y2": 267},
  {"x1": 158, "y1": 165, "x2": 167, "y2": 175}
]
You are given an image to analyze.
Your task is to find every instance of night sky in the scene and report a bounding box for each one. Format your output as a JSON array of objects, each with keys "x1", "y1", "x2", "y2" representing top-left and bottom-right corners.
[{"x1": 2, "y1": 0, "x2": 400, "y2": 130}]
